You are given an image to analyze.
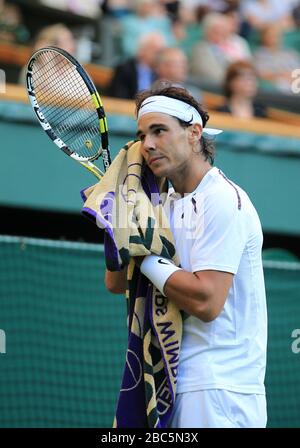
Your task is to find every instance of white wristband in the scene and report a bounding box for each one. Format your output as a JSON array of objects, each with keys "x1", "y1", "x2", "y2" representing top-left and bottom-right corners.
[{"x1": 140, "y1": 255, "x2": 182, "y2": 296}]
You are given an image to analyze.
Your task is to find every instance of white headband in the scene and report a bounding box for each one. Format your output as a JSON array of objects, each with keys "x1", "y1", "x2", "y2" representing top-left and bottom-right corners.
[{"x1": 137, "y1": 95, "x2": 223, "y2": 136}]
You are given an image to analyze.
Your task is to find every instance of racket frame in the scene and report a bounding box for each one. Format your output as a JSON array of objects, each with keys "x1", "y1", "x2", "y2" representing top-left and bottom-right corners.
[{"x1": 26, "y1": 46, "x2": 112, "y2": 180}]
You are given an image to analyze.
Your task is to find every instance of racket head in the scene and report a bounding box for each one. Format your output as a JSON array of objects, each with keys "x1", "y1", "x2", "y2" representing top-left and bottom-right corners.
[{"x1": 26, "y1": 46, "x2": 111, "y2": 170}]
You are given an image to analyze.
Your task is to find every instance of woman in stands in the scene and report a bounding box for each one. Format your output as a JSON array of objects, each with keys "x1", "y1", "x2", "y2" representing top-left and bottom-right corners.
[{"x1": 217, "y1": 60, "x2": 267, "y2": 118}]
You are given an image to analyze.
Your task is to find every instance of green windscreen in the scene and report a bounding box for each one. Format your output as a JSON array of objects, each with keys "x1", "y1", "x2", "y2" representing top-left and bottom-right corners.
[
  {"x1": 0, "y1": 236, "x2": 300, "y2": 428},
  {"x1": 0, "y1": 236, "x2": 127, "y2": 428}
]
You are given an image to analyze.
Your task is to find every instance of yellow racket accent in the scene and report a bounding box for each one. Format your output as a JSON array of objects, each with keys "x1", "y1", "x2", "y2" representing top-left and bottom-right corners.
[
  {"x1": 95, "y1": 91, "x2": 103, "y2": 107},
  {"x1": 80, "y1": 161, "x2": 103, "y2": 180},
  {"x1": 100, "y1": 118, "x2": 107, "y2": 134},
  {"x1": 91, "y1": 93, "x2": 100, "y2": 108}
]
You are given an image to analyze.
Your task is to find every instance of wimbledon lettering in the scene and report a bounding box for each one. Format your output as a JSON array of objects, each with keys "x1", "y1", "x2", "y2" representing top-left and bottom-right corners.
[
  {"x1": 157, "y1": 321, "x2": 175, "y2": 344},
  {"x1": 155, "y1": 290, "x2": 168, "y2": 316},
  {"x1": 156, "y1": 322, "x2": 180, "y2": 382}
]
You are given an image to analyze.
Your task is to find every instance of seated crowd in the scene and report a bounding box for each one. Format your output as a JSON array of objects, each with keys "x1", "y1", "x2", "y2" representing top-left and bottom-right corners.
[{"x1": 1, "y1": 0, "x2": 300, "y2": 119}]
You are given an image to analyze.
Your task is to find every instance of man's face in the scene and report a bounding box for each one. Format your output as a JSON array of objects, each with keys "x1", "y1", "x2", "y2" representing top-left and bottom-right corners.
[
  {"x1": 157, "y1": 51, "x2": 188, "y2": 83},
  {"x1": 137, "y1": 112, "x2": 197, "y2": 179}
]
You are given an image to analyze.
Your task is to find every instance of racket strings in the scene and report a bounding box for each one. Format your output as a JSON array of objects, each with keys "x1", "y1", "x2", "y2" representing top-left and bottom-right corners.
[
  {"x1": 32, "y1": 51, "x2": 102, "y2": 159},
  {"x1": 34, "y1": 53, "x2": 90, "y2": 110},
  {"x1": 35, "y1": 54, "x2": 95, "y2": 127},
  {"x1": 34, "y1": 54, "x2": 89, "y2": 113}
]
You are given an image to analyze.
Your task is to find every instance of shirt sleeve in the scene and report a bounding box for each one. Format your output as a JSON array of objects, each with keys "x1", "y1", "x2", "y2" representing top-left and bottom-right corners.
[{"x1": 190, "y1": 188, "x2": 248, "y2": 275}]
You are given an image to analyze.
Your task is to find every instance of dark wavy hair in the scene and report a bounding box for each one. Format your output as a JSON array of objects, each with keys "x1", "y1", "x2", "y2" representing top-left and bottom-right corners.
[{"x1": 135, "y1": 82, "x2": 215, "y2": 165}]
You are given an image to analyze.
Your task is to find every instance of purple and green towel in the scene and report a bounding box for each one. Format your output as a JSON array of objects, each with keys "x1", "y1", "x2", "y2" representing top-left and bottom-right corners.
[{"x1": 81, "y1": 140, "x2": 182, "y2": 428}]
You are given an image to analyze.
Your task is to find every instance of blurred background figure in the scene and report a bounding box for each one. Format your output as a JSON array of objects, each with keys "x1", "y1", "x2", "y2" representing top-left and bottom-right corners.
[
  {"x1": 180, "y1": 0, "x2": 241, "y2": 14},
  {"x1": 254, "y1": 23, "x2": 300, "y2": 93},
  {"x1": 118, "y1": 0, "x2": 176, "y2": 59},
  {"x1": 190, "y1": 12, "x2": 252, "y2": 85},
  {"x1": 30, "y1": 23, "x2": 76, "y2": 55},
  {"x1": 18, "y1": 23, "x2": 76, "y2": 84},
  {"x1": 159, "y1": 0, "x2": 187, "y2": 41},
  {"x1": 292, "y1": 1, "x2": 300, "y2": 28},
  {"x1": 241, "y1": 0, "x2": 295, "y2": 32},
  {"x1": 153, "y1": 46, "x2": 202, "y2": 101},
  {"x1": 223, "y1": 3, "x2": 244, "y2": 35},
  {"x1": 217, "y1": 60, "x2": 267, "y2": 118},
  {"x1": 101, "y1": 0, "x2": 131, "y2": 17},
  {"x1": 0, "y1": 0, "x2": 29, "y2": 44},
  {"x1": 107, "y1": 32, "x2": 166, "y2": 98}
]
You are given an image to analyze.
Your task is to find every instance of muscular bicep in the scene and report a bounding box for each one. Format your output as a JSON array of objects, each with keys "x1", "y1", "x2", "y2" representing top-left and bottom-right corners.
[
  {"x1": 193, "y1": 269, "x2": 233, "y2": 321},
  {"x1": 163, "y1": 268, "x2": 233, "y2": 322}
]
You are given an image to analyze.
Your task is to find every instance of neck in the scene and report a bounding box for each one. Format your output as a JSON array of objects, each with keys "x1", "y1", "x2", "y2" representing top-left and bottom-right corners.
[
  {"x1": 169, "y1": 159, "x2": 212, "y2": 196},
  {"x1": 229, "y1": 95, "x2": 254, "y2": 118}
]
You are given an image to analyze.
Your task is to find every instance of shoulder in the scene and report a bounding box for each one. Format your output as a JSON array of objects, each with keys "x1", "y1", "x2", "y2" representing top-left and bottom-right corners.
[
  {"x1": 254, "y1": 47, "x2": 267, "y2": 58},
  {"x1": 285, "y1": 49, "x2": 300, "y2": 61},
  {"x1": 212, "y1": 170, "x2": 261, "y2": 221},
  {"x1": 114, "y1": 58, "x2": 136, "y2": 71},
  {"x1": 198, "y1": 169, "x2": 243, "y2": 218},
  {"x1": 231, "y1": 34, "x2": 249, "y2": 46},
  {"x1": 204, "y1": 169, "x2": 258, "y2": 216},
  {"x1": 192, "y1": 41, "x2": 210, "y2": 53},
  {"x1": 112, "y1": 59, "x2": 137, "y2": 81}
]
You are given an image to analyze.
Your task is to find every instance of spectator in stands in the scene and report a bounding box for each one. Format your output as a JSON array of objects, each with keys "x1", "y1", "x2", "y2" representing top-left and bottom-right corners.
[
  {"x1": 30, "y1": 23, "x2": 76, "y2": 55},
  {"x1": 223, "y1": 4, "x2": 243, "y2": 35},
  {"x1": 241, "y1": 0, "x2": 295, "y2": 32},
  {"x1": 101, "y1": 0, "x2": 131, "y2": 17},
  {"x1": 118, "y1": 0, "x2": 176, "y2": 58},
  {"x1": 222, "y1": 3, "x2": 252, "y2": 44},
  {"x1": 159, "y1": 0, "x2": 193, "y2": 42},
  {"x1": 107, "y1": 32, "x2": 166, "y2": 99},
  {"x1": 217, "y1": 60, "x2": 267, "y2": 118},
  {"x1": 18, "y1": 23, "x2": 76, "y2": 84},
  {"x1": 160, "y1": 0, "x2": 180, "y2": 22},
  {"x1": 292, "y1": 1, "x2": 300, "y2": 28},
  {"x1": 254, "y1": 23, "x2": 300, "y2": 93},
  {"x1": 190, "y1": 12, "x2": 252, "y2": 84},
  {"x1": 0, "y1": 0, "x2": 29, "y2": 43},
  {"x1": 180, "y1": 1, "x2": 241, "y2": 13},
  {"x1": 153, "y1": 47, "x2": 202, "y2": 101}
]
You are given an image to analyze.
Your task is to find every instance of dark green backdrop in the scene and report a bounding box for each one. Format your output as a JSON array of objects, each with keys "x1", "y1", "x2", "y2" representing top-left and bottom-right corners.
[
  {"x1": 1, "y1": 100, "x2": 300, "y2": 235},
  {"x1": 1, "y1": 237, "x2": 300, "y2": 428}
]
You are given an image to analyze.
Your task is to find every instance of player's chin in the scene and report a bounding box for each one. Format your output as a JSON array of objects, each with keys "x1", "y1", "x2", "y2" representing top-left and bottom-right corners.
[
  {"x1": 148, "y1": 160, "x2": 169, "y2": 177},
  {"x1": 148, "y1": 166, "x2": 169, "y2": 178}
]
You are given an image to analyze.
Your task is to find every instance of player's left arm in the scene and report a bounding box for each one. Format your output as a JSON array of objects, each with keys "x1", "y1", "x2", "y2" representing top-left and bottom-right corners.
[{"x1": 163, "y1": 269, "x2": 233, "y2": 322}]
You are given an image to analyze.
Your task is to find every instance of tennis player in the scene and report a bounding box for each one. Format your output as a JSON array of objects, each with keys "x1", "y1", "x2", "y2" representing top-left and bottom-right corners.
[{"x1": 105, "y1": 84, "x2": 268, "y2": 428}]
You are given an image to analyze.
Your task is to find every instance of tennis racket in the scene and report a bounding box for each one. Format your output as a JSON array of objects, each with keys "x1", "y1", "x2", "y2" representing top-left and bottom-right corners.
[{"x1": 26, "y1": 46, "x2": 111, "y2": 180}]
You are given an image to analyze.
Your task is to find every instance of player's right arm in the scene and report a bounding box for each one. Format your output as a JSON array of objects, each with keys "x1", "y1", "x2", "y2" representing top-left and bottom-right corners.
[{"x1": 105, "y1": 267, "x2": 128, "y2": 294}]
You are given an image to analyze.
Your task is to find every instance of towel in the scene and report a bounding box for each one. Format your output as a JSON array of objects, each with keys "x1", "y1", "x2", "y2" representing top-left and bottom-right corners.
[{"x1": 81, "y1": 140, "x2": 182, "y2": 428}]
